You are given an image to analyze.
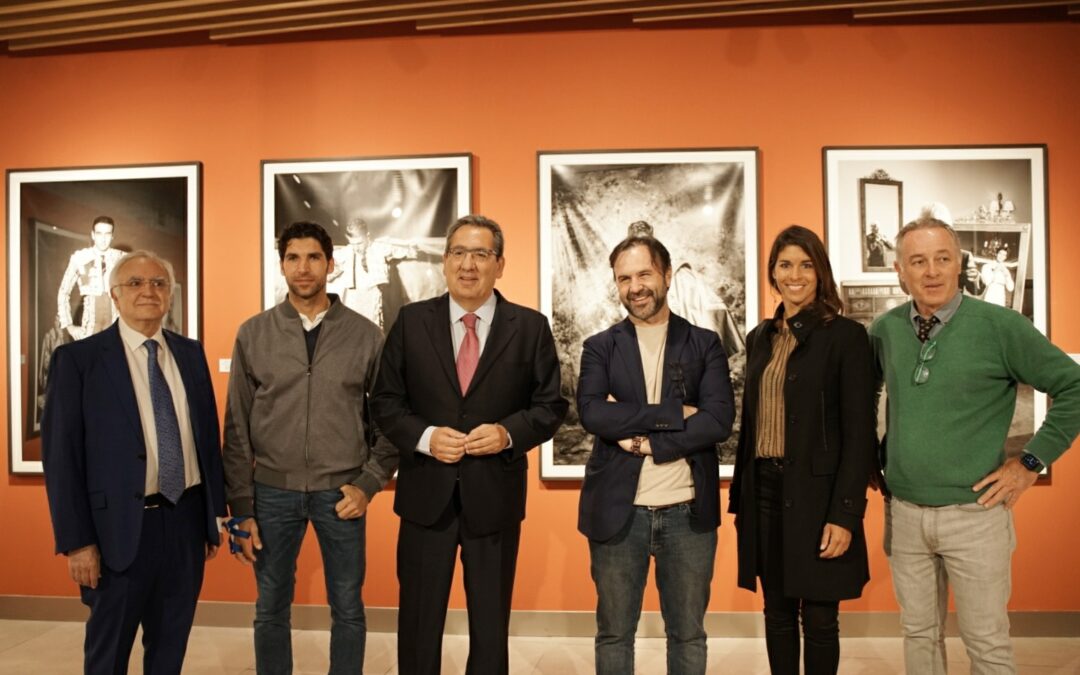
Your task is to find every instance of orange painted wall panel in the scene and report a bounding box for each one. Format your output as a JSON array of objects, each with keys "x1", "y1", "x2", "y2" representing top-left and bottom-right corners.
[{"x1": 1, "y1": 22, "x2": 1078, "y2": 615}]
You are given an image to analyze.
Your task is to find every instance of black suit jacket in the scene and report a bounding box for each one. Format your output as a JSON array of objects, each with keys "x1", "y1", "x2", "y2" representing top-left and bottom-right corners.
[
  {"x1": 577, "y1": 314, "x2": 735, "y2": 542},
  {"x1": 729, "y1": 306, "x2": 874, "y2": 601},
  {"x1": 42, "y1": 322, "x2": 226, "y2": 572},
  {"x1": 371, "y1": 291, "x2": 568, "y2": 535}
]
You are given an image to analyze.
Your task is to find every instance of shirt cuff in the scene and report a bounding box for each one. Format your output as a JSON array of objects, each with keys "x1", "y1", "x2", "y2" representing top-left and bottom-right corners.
[{"x1": 416, "y1": 426, "x2": 435, "y2": 456}]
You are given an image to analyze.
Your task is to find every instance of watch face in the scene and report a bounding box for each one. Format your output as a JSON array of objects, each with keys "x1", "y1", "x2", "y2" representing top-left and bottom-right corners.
[{"x1": 1020, "y1": 453, "x2": 1043, "y2": 472}]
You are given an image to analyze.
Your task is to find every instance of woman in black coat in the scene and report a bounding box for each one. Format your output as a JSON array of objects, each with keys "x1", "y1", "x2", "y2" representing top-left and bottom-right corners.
[{"x1": 729, "y1": 225, "x2": 875, "y2": 675}]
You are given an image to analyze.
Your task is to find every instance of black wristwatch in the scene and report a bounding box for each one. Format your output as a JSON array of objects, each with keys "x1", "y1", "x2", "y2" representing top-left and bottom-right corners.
[{"x1": 1019, "y1": 452, "x2": 1045, "y2": 473}]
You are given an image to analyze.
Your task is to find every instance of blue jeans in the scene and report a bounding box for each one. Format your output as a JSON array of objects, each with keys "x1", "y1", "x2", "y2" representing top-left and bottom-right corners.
[
  {"x1": 253, "y1": 482, "x2": 366, "y2": 675},
  {"x1": 589, "y1": 504, "x2": 718, "y2": 675}
]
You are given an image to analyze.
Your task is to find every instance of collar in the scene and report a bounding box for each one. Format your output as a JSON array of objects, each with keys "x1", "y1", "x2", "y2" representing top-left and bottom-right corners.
[
  {"x1": 910, "y1": 292, "x2": 962, "y2": 327},
  {"x1": 118, "y1": 317, "x2": 166, "y2": 352},
  {"x1": 765, "y1": 303, "x2": 824, "y2": 344},
  {"x1": 450, "y1": 292, "x2": 497, "y2": 325}
]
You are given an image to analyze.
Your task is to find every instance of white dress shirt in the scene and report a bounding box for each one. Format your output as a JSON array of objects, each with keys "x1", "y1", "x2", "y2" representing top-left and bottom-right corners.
[
  {"x1": 118, "y1": 318, "x2": 201, "y2": 495},
  {"x1": 416, "y1": 293, "x2": 498, "y2": 455}
]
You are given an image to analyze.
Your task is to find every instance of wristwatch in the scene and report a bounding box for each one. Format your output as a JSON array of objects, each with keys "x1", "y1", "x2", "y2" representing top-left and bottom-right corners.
[
  {"x1": 630, "y1": 436, "x2": 645, "y2": 457},
  {"x1": 1019, "y1": 452, "x2": 1045, "y2": 473}
]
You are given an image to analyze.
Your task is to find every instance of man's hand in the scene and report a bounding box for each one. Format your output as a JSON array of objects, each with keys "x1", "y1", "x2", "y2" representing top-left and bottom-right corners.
[
  {"x1": 682, "y1": 404, "x2": 698, "y2": 419},
  {"x1": 973, "y1": 456, "x2": 1038, "y2": 509},
  {"x1": 819, "y1": 523, "x2": 852, "y2": 559},
  {"x1": 233, "y1": 518, "x2": 262, "y2": 564},
  {"x1": 67, "y1": 544, "x2": 101, "y2": 588},
  {"x1": 430, "y1": 426, "x2": 467, "y2": 463},
  {"x1": 206, "y1": 543, "x2": 219, "y2": 560},
  {"x1": 465, "y1": 424, "x2": 509, "y2": 456},
  {"x1": 616, "y1": 436, "x2": 652, "y2": 456},
  {"x1": 336, "y1": 484, "x2": 370, "y2": 520}
]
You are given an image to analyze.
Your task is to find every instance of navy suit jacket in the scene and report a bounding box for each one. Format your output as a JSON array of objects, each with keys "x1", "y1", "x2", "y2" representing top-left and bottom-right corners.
[
  {"x1": 371, "y1": 291, "x2": 568, "y2": 536},
  {"x1": 42, "y1": 322, "x2": 226, "y2": 572},
  {"x1": 577, "y1": 314, "x2": 735, "y2": 542}
]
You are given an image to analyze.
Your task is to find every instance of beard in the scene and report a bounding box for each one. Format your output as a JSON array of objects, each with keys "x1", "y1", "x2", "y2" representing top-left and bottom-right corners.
[
  {"x1": 622, "y1": 287, "x2": 668, "y2": 323},
  {"x1": 286, "y1": 276, "x2": 326, "y2": 300}
]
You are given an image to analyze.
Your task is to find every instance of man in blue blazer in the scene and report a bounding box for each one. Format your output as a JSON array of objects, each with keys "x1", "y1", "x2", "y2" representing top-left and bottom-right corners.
[
  {"x1": 577, "y1": 234, "x2": 735, "y2": 675},
  {"x1": 43, "y1": 250, "x2": 225, "y2": 675}
]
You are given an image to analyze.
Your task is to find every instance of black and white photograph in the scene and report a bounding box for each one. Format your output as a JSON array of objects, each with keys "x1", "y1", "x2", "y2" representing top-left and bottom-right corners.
[
  {"x1": 7, "y1": 163, "x2": 201, "y2": 474},
  {"x1": 262, "y1": 155, "x2": 471, "y2": 332},
  {"x1": 539, "y1": 149, "x2": 759, "y2": 480},
  {"x1": 825, "y1": 145, "x2": 1048, "y2": 453}
]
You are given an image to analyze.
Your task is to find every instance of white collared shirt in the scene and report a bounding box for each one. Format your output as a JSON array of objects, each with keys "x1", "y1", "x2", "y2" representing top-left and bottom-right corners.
[
  {"x1": 117, "y1": 318, "x2": 201, "y2": 495},
  {"x1": 416, "y1": 292, "x2": 502, "y2": 455}
]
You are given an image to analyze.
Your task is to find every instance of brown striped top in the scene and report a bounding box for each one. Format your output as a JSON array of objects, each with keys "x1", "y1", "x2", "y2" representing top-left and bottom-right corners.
[{"x1": 755, "y1": 327, "x2": 798, "y2": 459}]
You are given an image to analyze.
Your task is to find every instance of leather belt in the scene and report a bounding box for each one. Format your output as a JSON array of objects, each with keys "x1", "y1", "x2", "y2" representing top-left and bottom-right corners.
[
  {"x1": 144, "y1": 484, "x2": 202, "y2": 509},
  {"x1": 644, "y1": 498, "x2": 694, "y2": 511}
]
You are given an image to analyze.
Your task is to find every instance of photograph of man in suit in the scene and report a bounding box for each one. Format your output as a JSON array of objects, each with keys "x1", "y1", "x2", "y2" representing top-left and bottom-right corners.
[
  {"x1": 224, "y1": 221, "x2": 397, "y2": 674},
  {"x1": 576, "y1": 235, "x2": 735, "y2": 674},
  {"x1": 371, "y1": 214, "x2": 568, "y2": 675},
  {"x1": 42, "y1": 250, "x2": 226, "y2": 674},
  {"x1": 56, "y1": 215, "x2": 124, "y2": 341}
]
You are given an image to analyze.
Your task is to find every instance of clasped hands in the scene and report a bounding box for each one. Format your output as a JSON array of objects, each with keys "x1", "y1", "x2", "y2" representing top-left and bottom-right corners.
[{"x1": 430, "y1": 424, "x2": 509, "y2": 463}]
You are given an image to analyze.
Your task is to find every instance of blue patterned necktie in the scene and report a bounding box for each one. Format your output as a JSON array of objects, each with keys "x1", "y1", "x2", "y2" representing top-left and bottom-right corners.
[{"x1": 145, "y1": 339, "x2": 185, "y2": 503}]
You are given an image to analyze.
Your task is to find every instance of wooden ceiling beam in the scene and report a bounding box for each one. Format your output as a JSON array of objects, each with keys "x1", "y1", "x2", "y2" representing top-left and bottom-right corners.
[{"x1": 852, "y1": 0, "x2": 1073, "y2": 18}]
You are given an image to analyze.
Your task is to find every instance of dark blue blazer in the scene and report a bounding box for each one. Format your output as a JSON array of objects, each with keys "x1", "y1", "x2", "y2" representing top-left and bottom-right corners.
[
  {"x1": 577, "y1": 314, "x2": 735, "y2": 542},
  {"x1": 42, "y1": 322, "x2": 226, "y2": 572}
]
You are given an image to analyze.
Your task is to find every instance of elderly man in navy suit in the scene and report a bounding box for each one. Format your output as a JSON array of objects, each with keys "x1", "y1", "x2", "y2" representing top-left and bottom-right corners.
[
  {"x1": 372, "y1": 214, "x2": 568, "y2": 675},
  {"x1": 577, "y1": 234, "x2": 734, "y2": 674},
  {"x1": 43, "y1": 250, "x2": 226, "y2": 675}
]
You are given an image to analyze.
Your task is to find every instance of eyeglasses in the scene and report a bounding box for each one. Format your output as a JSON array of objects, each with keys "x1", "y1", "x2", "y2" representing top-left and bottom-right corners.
[
  {"x1": 447, "y1": 247, "x2": 498, "y2": 263},
  {"x1": 913, "y1": 339, "x2": 937, "y2": 386},
  {"x1": 113, "y1": 277, "x2": 169, "y2": 291}
]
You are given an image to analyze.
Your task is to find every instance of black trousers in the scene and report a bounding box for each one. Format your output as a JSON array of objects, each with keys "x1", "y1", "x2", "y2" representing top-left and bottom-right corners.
[
  {"x1": 80, "y1": 486, "x2": 207, "y2": 675},
  {"x1": 396, "y1": 484, "x2": 521, "y2": 675},
  {"x1": 756, "y1": 460, "x2": 840, "y2": 675}
]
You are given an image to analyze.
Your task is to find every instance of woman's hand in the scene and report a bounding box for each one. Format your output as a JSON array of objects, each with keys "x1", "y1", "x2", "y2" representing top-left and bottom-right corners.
[{"x1": 819, "y1": 523, "x2": 852, "y2": 559}]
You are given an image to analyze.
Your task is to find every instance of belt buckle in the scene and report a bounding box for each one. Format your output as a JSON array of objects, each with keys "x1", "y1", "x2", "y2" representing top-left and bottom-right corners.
[{"x1": 144, "y1": 503, "x2": 160, "y2": 510}]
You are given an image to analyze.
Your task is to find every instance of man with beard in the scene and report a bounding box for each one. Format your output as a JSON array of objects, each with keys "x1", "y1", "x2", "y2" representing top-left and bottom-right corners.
[
  {"x1": 223, "y1": 221, "x2": 397, "y2": 673},
  {"x1": 576, "y1": 235, "x2": 735, "y2": 674}
]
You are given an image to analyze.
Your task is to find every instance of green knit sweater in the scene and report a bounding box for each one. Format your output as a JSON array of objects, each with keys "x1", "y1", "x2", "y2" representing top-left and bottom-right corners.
[{"x1": 870, "y1": 297, "x2": 1080, "y2": 506}]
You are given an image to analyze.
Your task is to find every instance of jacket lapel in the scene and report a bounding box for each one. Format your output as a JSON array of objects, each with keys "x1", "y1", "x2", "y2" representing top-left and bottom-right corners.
[
  {"x1": 663, "y1": 314, "x2": 691, "y2": 397},
  {"x1": 100, "y1": 323, "x2": 146, "y2": 442},
  {"x1": 612, "y1": 319, "x2": 648, "y2": 403},
  {"x1": 467, "y1": 292, "x2": 516, "y2": 397},
  {"x1": 423, "y1": 294, "x2": 460, "y2": 393}
]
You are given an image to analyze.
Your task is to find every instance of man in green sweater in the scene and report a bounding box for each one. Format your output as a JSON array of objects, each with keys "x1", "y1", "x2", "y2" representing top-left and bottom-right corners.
[{"x1": 870, "y1": 213, "x2": 1080, "y2": 675}]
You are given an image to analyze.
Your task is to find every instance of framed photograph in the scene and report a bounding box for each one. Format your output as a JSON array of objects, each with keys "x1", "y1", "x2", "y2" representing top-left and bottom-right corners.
[
  {"x1": 539, "y1": 148, "x2": 759, "y2": 480},
  {"x1": 825, "y1": 145, "x2": 1048, "y2": 455},
  {"x1": 7, "y1": 163, "x2": 201, "y2": 474},
  {"x1": 261, "y1": 154, "x2": 472, "y2": 333}
]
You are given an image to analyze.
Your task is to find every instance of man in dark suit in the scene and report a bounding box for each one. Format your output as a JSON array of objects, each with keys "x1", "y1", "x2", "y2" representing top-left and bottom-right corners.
[
  {"x1": 577, "y1": 234, "x2": 734, "y2": 675},
  {"x1": 372, "y1": 214, "x2": 568, "y2": 675},
  {"x1": 42, "y1": 250, "x2": 226, "y2": 675}
]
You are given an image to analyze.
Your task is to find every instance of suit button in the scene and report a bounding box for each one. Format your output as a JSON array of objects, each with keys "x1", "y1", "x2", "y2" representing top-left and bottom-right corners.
[
  {"x1": 784, "y1": 499, "x2": 793, "y2": 508},
  {"x1": 134, "y1": 492, "x2": 144, "y2": 499},
  {"x1": 793, "y1": 321, "x2": 803, "y2": 328},
  {"x1": 787, "y1": 374, "x2": 797, "y2": 382},
  {"x1": 788, "y1": 415, "x2": 796, "y2": 424},
  {"x1": 137, "y1": 453, "x2": 147, "y2": 461},
  {"x1": 843, "y1": 498, "x2": 853, "y2": 507}
]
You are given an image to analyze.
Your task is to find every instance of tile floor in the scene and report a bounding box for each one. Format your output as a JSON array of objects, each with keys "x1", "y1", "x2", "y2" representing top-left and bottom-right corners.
[{"x1": 0, "y1": 620, "x2": 1077, "y2": 673}]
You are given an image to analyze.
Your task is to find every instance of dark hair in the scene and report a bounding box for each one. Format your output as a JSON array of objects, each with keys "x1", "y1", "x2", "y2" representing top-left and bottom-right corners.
[
  {"x1": 608, "y1": 236, "x2": 672, "y2": 274},
  {"x1": 767, "y1": 225, "x2": 842, "y2": 321},
  {"x1": 277, "y1": 221, "x2": 333, "y2": 261},
  {"x1": 445, "y1": 214, "x2": 505, "y2": 257},
  {"x1": 91, "y1": 216, "x2": 115, "y2": 232}
]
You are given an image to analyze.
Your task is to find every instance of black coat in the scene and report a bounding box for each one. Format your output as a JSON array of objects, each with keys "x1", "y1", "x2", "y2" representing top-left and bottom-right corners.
[{"x1": 729, "y1": 305, "x2": 875, "y2": 601}]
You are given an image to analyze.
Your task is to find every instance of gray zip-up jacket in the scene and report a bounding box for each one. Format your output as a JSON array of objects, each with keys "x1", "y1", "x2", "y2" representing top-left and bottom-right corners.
[{"x1": 223, "y1": 297, "x2": 398, "y2": 516}]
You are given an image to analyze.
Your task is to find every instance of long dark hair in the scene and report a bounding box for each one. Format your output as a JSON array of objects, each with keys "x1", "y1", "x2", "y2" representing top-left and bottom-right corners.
[{"x1": 766, "y1": 225, "x2": 843, "y2": 321}]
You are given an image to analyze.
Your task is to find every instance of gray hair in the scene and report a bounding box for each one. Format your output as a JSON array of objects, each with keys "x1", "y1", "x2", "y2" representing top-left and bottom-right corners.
[
  {"x1": 895, "y1": 202, "x2": 961, "y2": 260},
  {"x1": 109, "y1": 250, "x2": 176, "y2": 291},
  {"x1": 445, "y1": 214, "x2": 505, "y2": 258}
]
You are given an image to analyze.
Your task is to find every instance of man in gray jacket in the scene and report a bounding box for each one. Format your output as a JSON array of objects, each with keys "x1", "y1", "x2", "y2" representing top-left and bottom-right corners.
[{"x1": 224, "y1": 221, "x2": 397, "y2": 674}]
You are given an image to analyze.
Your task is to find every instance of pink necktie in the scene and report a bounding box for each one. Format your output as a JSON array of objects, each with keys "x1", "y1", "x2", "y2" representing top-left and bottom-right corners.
[{"x1": 456, "y1": 313, "x2": 479, "y2": 394}]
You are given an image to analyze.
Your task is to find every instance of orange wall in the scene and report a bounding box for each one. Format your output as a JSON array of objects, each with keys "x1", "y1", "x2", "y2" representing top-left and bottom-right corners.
[{"x1": 2, "y1": 22, "x2": 1078, "y2": 615}]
